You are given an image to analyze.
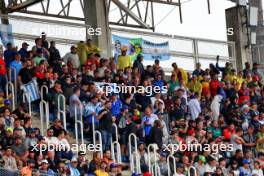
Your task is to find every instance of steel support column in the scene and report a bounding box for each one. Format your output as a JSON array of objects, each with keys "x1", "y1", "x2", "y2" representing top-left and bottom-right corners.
[{"x1": 83, "y1": 0, "x2": 111, "y2": 57}]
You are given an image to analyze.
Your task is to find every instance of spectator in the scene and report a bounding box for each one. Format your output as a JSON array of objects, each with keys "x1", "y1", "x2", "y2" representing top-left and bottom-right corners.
[
  {"x1": 20, "y1": 159, "x2": 35, "y2": 176},
  {"x1": 48, "y1": 41, "x2": 61, "y2": 65},
  {"x1": 4, "y1": 42, "x2": 16, "y2": 68},
  {"x1": 97, "y1": 101, "x2": 114, "y2": 151},
  {"x1": 63, "y1": 45, "x2": 80, "y2": 70},
  {"x1": 2, "y1": 146, "x2": 17, "y2": 170},
  {"x1": 18, "y1": 42, "x2": 29, "y2": 61},
  {"x1": 118, "y1": 46, "x2": 132, "y2": 70}
]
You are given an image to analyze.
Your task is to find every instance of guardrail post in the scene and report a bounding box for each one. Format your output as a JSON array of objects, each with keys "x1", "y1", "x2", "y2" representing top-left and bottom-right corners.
[
  {"x1": 39, "y1": 100, "x2": 49, "y2": 135},
  {"x1": 6, "y1": 81, "x2": 15, "y2": 111},
  {"x1": 188, "y1": 166, "x2": 197, "y2": 176},
  {"x1": 147, "y1": 144, "x2": 158, "y2": 175},
  {"x1": 128, "y1": 133, "x2": 140, "y2": 173},
  {"x1": 167, "y1": 154, "x2": 177, "y2": 176},
  {"x1": 57, "y1": 94, "x2": 67, "y2": 130}
]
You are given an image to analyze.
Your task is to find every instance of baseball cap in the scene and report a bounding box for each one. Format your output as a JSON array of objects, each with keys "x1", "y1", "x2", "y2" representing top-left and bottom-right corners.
[
  {"x1": 198, "y1": 155, "x2": 206, "y2": 163},
  {"x1": 22, "y1": 42, "x2": 29, "y2": 46},
  {"x1": 176, "y1": 163, "x2": 184, "y2": 168},
  {"x1": 160, "y1": 152, "x2": 168, "y2": 158},
  {"x1": 243, "y1": 159, "x2": 250, "y2": 164},
  {"x1": 41, "y1": 159, "x2": 48, "y2": 164},
  {"x1": 71, "y1": 157, "x2": 78, "y2": 162},
  {"x1": 4, "y1": 99, "x2": 11, "y2": 105}
]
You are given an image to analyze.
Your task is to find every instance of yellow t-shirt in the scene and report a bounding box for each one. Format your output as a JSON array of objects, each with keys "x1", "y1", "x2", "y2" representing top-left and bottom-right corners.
[
  {"x1": 94, "y1": 170, "x2": 109, "y2": 176},
  {"x1": 117, "y1": 55, "x2": 132, "y2": 70}
]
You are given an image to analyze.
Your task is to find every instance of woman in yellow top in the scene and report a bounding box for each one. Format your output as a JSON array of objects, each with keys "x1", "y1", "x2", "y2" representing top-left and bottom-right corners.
[
  {"x1": 86, "y1": 39, "x2": 101, "y2": 55},
  {"x1": 171, "y1": 62, "x2": 188, "y2": 84},
  {"x1": 117, "y1": 46, "x2": 132, "y2": 70},
  {"x1": 187, "y1": 75, "x2": 202, "y2": 95},
  {"x1": 77, "y1": 41, "x2": 89, "y2": 66}
]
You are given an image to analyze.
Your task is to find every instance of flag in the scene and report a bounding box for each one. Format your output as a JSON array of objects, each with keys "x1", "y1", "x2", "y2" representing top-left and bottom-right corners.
[
  {"x1": 0, "y1": 24, "x2": 14, "y2": 47},
  {"x1": 21, "y1": 79, "x2": 40, "y2": 103},
  {"x1": 112, "y1": 34, "x2": 170, "y2": 62}
]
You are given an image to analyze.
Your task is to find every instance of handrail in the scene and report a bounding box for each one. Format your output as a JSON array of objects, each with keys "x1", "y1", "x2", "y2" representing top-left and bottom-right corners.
[
  {"x1": 74, "y1": 104, "x2": 84, "y2": 145},
  {"x1": 167, "y1": 154, "x2": 177, "y2": 176},
  {"x1": 57, "y1": 94, "x2": 67, "y2": 130},
  {"x1": 112, "y1": 123, "x2": 118, "y2": 142},
  {"x1": 151, "y1": 164, "x2": 161, "y2": 176},
  {"x1": 111, "y1": 141, "x2": 122, "y2": 164},
  {"x1": 39, "y1": 100, "x2": 49, "y2": 135},
  {"x1": 95, "y1": 130, "x2": 103, "y2": 158},
  {"x1": 6, "y1": 81, "x2": 15, "y2": 111},
  {"x1": 23, "y1": 92, "x2": 32, "y2": 116},
  {"x1": 147, "y1": 144, "x2": 159, "y2": 174},
  {"x1": 40, "y1": 85, "x2": 49, "y2": 100},
  {"x1": 8, "y1": 67, "x2": 17, "y2": 106},
  {"x1": 128, "y1": 133, "x2": 140, "y2": 173},
  {"x1": 188, "y1": 166, "x2": 197, "y2": 176}
]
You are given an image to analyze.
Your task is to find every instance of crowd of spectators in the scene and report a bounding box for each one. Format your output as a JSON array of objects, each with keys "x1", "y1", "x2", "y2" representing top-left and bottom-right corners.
[{"x1": 0, "y1": 32, "x2": 263, "y2": 176}]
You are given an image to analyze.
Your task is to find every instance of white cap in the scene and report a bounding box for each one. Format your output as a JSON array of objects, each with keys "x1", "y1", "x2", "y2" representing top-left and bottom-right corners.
[
  {"x1": 71, "y1": 157, "x2": 78, "y2": 162},
  {"x1": 41, "y1": 159, "x2": 48, "y2": 164}
]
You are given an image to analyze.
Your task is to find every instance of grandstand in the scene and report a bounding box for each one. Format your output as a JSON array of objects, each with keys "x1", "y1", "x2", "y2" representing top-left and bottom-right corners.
[{"x1": 0, "y1": 0, "x2": 264, "y2": 176}]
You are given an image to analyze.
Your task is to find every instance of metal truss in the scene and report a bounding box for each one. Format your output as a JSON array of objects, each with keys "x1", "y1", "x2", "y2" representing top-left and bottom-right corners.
[{"x1": 1, "y1": 0, "x2": 211, "y2": 31}]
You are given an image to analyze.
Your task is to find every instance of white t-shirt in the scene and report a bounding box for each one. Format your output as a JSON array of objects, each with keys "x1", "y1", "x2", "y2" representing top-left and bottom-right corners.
[
  {"x1": 188, "y1": 98, "x2": 201, "y2": 120},
  {"x1": 230, "y1": 134, "x2": 243, "y2": 153}
]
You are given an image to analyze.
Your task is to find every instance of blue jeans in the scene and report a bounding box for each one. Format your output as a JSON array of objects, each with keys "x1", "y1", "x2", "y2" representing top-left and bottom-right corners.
[{"x1": 101, "y1": 130, "x2": 112, "y2": 151}]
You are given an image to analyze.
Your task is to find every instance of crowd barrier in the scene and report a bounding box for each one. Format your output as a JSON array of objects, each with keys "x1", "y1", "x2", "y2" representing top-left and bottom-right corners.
[
  {"x1": 57, "y1": 94, "x2": 67, "y2": 130},
  {"x1": 6, "y1": 81, "x2": 15, "y2": 111},
  {"x1": 188, "y1": 166, "x2": 197, "y2": 176},
  {"x1": 151, "y1": 164, "x2": 161, "y2": 176},
  {"x1": 8, "y1": 67, "x2": 17, "y2": 106},
  {"x1": 128, "y1": 133, "x2": 140, "y2": 173},
  {"x1": 39, "y1": 100, "x2": 49, "y2": 135},
  {"x1": 23, "y1": 91, "x2": 32, "y2": 116},
  {"x1": 167, "y1": 154, "x2": 177, "y2": 176},
  {"x1": 40, "y1": 85, "x2": 49, "y2": 101},
  {"x1": 147, "y1": 144, "x2": 158, "y2": 175},
  {"x1": 94, "y1": 130, "x2": 103, "y2": 158},
  {"x1": 74, "y1": 104, "x2": 84, "y2": 145}
]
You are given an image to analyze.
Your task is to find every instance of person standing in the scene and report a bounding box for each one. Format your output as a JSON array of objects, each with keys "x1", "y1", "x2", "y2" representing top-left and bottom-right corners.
[
  {"x1": 97, "y1": 100, "x2": 115, "y2": 151},
  {"x1": 117, "y1": 46, "x2": 132, "y2": 70},
  {"x1": 9, "y1": 53, "x2": 22, "y2": 81},
  {"x1": 63, "y1": 46, "x2": 80, "y2": 70}
]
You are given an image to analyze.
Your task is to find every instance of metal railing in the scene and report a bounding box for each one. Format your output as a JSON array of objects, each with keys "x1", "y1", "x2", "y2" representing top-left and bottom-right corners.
[
  {"x1": 94, "y1": 130, "x2": 103, "y2": 158},
  {"x1": 74, "y1": 104, "x2": 84, "y2": 145},
  {"x1": 39, "y1": 100, "x2": 49, "y2": 135},
  {"x1": 167, "y1": 154, "x2": 177, "y2": 176},
  {"x1": 8, "y1": 67, "x2": 17, "y2": 106},
  {"x1": 151, "y1": 164, "x2": 161, "y2": 176},
  {"x1": 40, "y1": 85, "x2": 49, "y2": 101},
  {"x1": 6, "y1": 81, "x2": 15, "y2": 111},
  {"x1": 23, "y1": 91, "x2": 32, "y2": 116},
  {"x1": 147, "y1": 144, "x2": 159, "y2": 175},
  {"x1": 188, "y1": 166, "x2": 197, "y2": 176},
  {"x1": 57, "y1": 94, "x2": 67, "y2": 130},
  {"x1": 128, "y1": 133, "x2": 140, "y2": 174}
]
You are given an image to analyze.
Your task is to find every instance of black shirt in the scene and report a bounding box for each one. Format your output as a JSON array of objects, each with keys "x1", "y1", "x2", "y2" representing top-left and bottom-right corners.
[
  {"x1": 98, "y1": 109, "x2": 113, "y2": 133},
  {"x1": 18, "y1": 67, "x2": 34, "y2": 84}
]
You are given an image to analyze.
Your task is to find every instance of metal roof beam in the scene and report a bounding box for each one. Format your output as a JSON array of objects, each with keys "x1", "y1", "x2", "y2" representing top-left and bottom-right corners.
[
  {"x1": 7, "y1": 0, "x2": 43, "y2": 13},
  {"x1": 111, "y1": 0, "x2": 150, "y2": 29}
]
